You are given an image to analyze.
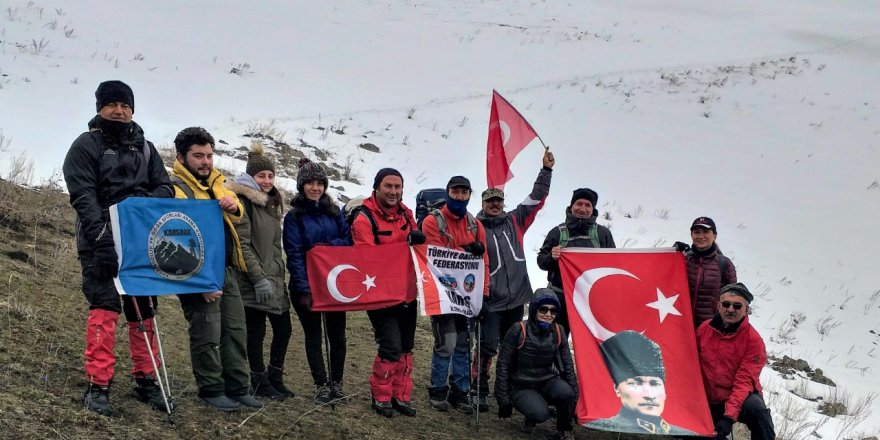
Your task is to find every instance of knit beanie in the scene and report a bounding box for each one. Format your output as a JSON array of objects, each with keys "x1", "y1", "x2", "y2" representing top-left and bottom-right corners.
[
  {"x1": 600, "y1": 330, "x2": 665, "y2": 385},
  {"x1": 373, "y1": 168, "x2": 403, "y2": 190},
  {"x1": 95, "y1": 80, "x2": 135, "y2": 113},
  {"x1": 296, "y1": 158, "x2": 328, "y2": 192},
  {"x1": 570, "y1": 188, "x2": 598, "y2": 207},
  {"x1": 245, "y1": 141, "x2": 275, "y2": 176}
]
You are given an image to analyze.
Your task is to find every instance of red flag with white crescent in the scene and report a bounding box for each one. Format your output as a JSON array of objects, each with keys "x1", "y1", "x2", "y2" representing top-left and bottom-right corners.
[
  {"x1": 486, "y1": 90, "x2": 539, "y2": 190},
  {"x1": 306, "y1": 242, "x2": 416, "y2": 312},
  {"x1": 560, "y1": 249, "x2": 713, "y2": 436}
]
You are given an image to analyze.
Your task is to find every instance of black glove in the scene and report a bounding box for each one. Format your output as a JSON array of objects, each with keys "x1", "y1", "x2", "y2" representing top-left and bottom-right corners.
[
  {"x1": 407, "y1": 229, "x2": 426, "y2": 245},
  {"x1": 714, "y1": 416, "x2": 734, "y2": 439},
  {"x1": 673, "y1": 241, "x2": 691, "y2": 253},
  {"x1": 462, "y1": 241, "x2": 485, "y2": 257},
  {"x1": 498, "y1": 403, "x2": 513, "y2": 419},
  {"x1": 298, "y1": 293, "x2": 313, "y2": 311},
  {"x1": 91, "y1": 239, "x2": 119, "y2": 280}
]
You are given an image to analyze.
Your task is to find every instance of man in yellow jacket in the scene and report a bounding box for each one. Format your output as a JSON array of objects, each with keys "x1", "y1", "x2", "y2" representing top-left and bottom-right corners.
[{"x1": 171, "y1": 126, "x2": 261, "y2": 411}]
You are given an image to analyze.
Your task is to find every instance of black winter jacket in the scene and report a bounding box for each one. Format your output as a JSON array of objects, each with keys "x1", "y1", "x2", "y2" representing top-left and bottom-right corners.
[
  {"x1": 537, "y1": 210, "x2": 615, "y2": 290},
  {"x1": 478, "y1": 167, "x2": 551, "y2": 312},
  {"x1": 63, "y1": 116, "x2": 173, "y2": 251},
  {"x1": 495, "y1": 290, "x2": 578, "y2": 406}
]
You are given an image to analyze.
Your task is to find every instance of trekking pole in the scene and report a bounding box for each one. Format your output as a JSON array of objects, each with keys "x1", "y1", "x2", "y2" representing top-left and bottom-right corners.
[
  {"x1": 149, "y1": 299, "x2": 172, "y2": 403},
  {"x1": 130, "y1": 297, "x2": 174, "y2": 423},
  {"x1": 321, "y1": 312, "x2": 335, "y2": 408},
  {"x1": 474, "y1": 318, "x2": 481, "y2": 431}
]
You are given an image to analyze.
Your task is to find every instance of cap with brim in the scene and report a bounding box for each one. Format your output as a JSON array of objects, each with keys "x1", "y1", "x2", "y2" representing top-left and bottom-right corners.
[
  {"x1": 690, "y1": 216, "x2": 717, "y2": 233},
  {"x1": 447, "y1": 176, "x2": 471, "y2": 190},
  {"x1": 482, "y1": 188, "x2": 505, "y2": 201}
]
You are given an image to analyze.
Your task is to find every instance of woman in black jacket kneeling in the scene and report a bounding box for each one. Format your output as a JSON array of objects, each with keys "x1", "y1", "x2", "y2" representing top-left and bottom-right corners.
[{"x1": 495, "y1": 289, "x2": 578, "y2": 439}]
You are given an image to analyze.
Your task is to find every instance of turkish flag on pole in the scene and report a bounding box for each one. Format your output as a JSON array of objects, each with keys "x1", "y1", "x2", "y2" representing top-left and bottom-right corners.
[
  {"x1": 486, "y1": 90, "x2": 539, "y2": 190},
  {"x1": 306, "y1": 242, "x2": 417, "y2": 312},
  {"x1": 560, "y1": 249, "x2": 713, "y2": 436}
]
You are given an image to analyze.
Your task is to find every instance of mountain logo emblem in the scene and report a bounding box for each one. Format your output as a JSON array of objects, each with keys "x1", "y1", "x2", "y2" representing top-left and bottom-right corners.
[{"x1": 147, "y1": 212, "x2": 205, "y2": 281}]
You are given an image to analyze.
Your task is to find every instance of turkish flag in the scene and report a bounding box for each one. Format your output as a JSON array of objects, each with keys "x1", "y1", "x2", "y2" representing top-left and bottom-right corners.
[
  {"x1": 306, "y1": 242, "x2": 417, "y2": 312},
  {"x1": 560, "y1": 249, "x2": 713, "y2": 436},
  {"x1": 486, "y1": 90, "x2": 539, "y2": 190}
]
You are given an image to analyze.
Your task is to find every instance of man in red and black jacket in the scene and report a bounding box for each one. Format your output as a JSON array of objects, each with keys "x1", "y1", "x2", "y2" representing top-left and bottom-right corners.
[
  {"x1": 352, "y1": 168, "x2": 425, "y2": 418},
  {"x1": 697, "y1": 283, "x2": 775, "y2": 440}
]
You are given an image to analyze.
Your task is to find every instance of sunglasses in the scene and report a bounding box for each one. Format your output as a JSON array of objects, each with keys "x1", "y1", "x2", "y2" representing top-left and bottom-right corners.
[
  {"x1": 537, "y1": 306, "x2": 558, "y2": 315},
  {"x1": 720, "y1": 301, "x2": 745, "y2": 310}
]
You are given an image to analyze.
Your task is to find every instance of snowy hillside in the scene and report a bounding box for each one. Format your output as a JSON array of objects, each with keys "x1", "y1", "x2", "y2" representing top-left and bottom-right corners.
[{"x1": 1, "y1": 0, "x2": 878, "y2": 437}]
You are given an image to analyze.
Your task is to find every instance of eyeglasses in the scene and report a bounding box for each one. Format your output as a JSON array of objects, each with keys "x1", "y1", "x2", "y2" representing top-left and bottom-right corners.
[
  {"x1": 537, "y1": 306, "x2": 558, "y2": 315},
  {"x1": 720, "y1": 301, "x2": 744, "y2": 310}
]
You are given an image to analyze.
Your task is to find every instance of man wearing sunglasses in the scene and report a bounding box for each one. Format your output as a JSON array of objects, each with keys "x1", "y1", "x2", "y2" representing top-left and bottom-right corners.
[{"x1": 696, "y1": 283, "x2": 776, "y2": 440}]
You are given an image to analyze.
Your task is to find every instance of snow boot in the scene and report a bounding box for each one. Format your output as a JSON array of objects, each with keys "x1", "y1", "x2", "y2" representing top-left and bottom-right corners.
[
  {"x1": 251, "y1": 371, "x2": 287, "y2": 401},
  {"x1": 83, "y1": 382, "x2": 112, "y2": 416}
]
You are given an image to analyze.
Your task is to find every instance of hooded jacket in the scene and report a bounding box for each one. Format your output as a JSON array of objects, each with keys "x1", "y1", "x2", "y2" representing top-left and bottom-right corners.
[
  {"x1": 478, "y1": 167, "x2": 551, "y2": 312},
  {"x1": 282, "y1": 193, "x2": 351, "y2": 297},
  {"x1": 171, "y1": 160, "x2": 247, "y2": 271},
  {"x1": 696, "y1": 314, "x2": 766, "y2": 420},
  {"x1": 63, "y1": 116, "x2": 172, "y2": 251},
  {"x1": 227, "y1": 175, "x2": 290, "y2": 313},
  {"x1": 350, "y1": 194, "x2": 416, "y2": 246},
  {"x1": 537, "y1": 209, "x2": 616, "y2": 289},
  {"x1": 422, "y1": 204, "x2": 491, "y2": 296},
  {"x1": 686, "y1": 244, "x2": 736, "y2": 326},
  {"x1": 494, "y1": 289, "x2": 577, "y2": 406}
]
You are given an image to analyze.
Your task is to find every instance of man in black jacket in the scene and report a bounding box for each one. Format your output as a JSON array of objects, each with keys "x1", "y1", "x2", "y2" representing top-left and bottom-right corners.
[
  {"x1": 472, "y1": 149, "x2": 554, "y2": 412},
  {"x1": 537, "y1": 188, "x2": 615, "y2": 334},
  {"x1": 62, "y1": 80, "x2": 173, "y2": 416}
]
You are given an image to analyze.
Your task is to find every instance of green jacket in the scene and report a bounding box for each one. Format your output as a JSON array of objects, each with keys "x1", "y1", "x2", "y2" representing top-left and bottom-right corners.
[{"x1": 227, "y1": 177, "x2": 290, "y2": 314}]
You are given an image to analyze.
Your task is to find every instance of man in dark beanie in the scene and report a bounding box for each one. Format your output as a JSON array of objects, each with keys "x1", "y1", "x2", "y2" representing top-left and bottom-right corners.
[
  {"x1": 697, "y1": 283, "x2": 775, "y2": 440},
  {"x1": 586, "y1": 331, "x2": 695, "y2": 435},
  {"x1": 537, "y1": 187, "x2": 615, "y2": 334},
  {"x1": 62, "y1": 80, "x2": 173, "y2": 415},
  {"x1": 351, "y1": 167, "x2": 424, "y2": 418}
]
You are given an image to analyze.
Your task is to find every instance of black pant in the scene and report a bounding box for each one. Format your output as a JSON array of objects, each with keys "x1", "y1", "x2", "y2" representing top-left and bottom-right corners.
[
  {"x1": 710, "y1": 393, "x2": 776, "y2": 440},
  {"x1": 79, "y1": 251, "x2": 156, "y2": 321},
  {"x1": 293, "y1": 302, "x2": 346, "y2": 385},
  {"x1": 367, "y1": 301, "x2": 417, "y2": 361},
  {"x1": 244, "y1": 307, "x2": 292, "y2": 373},
  {"x1": 510, "y1": 377, "x2": 575, "y2": 432},
  {"x1": 476, "y1": 305, "x2": 525, "y2": 395}
]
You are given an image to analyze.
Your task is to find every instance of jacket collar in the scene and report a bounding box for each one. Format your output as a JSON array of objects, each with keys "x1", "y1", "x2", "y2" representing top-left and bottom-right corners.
[{"x1": 172, "y1": 160, "x2": 223, "y2": 189}]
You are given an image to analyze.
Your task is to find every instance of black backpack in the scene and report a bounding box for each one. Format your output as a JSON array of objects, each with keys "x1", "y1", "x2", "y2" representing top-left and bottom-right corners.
[{"x1": 415, "y1": 188, "x2": 447, "y2": 227}]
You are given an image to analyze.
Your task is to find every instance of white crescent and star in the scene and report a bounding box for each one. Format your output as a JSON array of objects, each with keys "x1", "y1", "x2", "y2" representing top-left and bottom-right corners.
[
  {"x1": 571, "y1": 267, "x2": 683, "y2": 342},
  {"x1": 499, "y1": 120, "x2": 511, "y2": 146},
  {"x1": 326, "y1": 264, "x2": 376, "y2": 303}
]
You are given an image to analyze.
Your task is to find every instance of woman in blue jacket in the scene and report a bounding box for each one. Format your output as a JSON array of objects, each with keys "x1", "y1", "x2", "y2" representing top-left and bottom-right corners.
[{"x1": 282, "y1": 158, "x2": 351, "y2": 405}]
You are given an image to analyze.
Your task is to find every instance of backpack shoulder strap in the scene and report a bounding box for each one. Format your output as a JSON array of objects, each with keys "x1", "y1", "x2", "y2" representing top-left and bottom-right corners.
[
  {"x1": 554, "y1": 323, "x2": 563, "y2": 347},
  {"x1": 718, "y1": 255, "x2": 730, "y2": 282},
  {"x1": 355, "y1": 207, "x2": 381, "y2": 245},
  {"x1": 431, "y1": 210, "x2": 453, "y2": 246},
  {"x1": 588, "y1": 224, "x2": 600, "y2": 247},
  {"x1": 466, "y1": 213, "x2": 479, "y2": 237},
  {"x1": 170, "y1": 175, "x2": 195, "y2": 199},
  {"x1": 142, "y1": 139, "x2": 151, "y2": 164},
  {"x1": 516, "y1": 321, "x2": 527, "y2": 349},
  {"x1": 557, "y1": 224, "x2": 569, "y2": 248}
]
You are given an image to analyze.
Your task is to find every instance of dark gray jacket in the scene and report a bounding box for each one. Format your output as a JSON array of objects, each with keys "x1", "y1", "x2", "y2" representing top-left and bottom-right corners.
[
  {"x1": 478, "y1": 167, "x2": 551, "y2": 312},
  {"x1": 63, "y1": 116, "x2": 172, "y2": 251}
]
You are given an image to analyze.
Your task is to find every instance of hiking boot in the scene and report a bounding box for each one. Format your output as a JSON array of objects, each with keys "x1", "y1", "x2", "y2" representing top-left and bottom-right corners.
[
  {"x1": 428, "y1": 386, "x2": 449, "y2": 412},
  {"x1": 521, "y1": 419, "x2": 536, "y2": 433},
  {"x1": 267, "y1": 364, "x2": 294, "y2": 398},
  {"x1": 448, "y1": 389, "x2": 474, "y2": 415},
  {"x1": 200, "y1": 395, "x2": 241, "y2": 412},
  {"x1": 314, "y1": 384, "x2": 333, "y2": 405},
  {"x1": 392, "y1": 398, "x2": 417, "y2": 417},
  {"x1": 83, "y1": 383, "x2": 112, "y2": 416},
  {"x1": 329, "y1": 381, "x2": 346, "y2": 401},
  {"x1": 229, "y1": 394, "x2": 263, "y2": 409},
  {"x1": 475, "y1": 394, "x2": 489, "y2": 413},
  {"x1": 133, "y1": 377, "x2": 174, "y2": 412},
  {"x1": 557, "y1": 430, "x2": 574, "y2": 440},
  {"x1": 251, "y1": 372, "x2": 287, "y2": 401},
  {"x1": 372, "y1": 399, "x2": 395, "y2": 418}
]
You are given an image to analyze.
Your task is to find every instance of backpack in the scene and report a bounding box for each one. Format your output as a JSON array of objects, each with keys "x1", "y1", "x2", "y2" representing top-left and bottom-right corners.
[
  {"x1": 557, "y1": 223, "x2": 599, "y2": 248},
  {"x1": 428, "y1": 208, "x2": 479, "y2": 247},
  {"x1": 344, "y1": 196, "x2": 382, "y2": 244},
  {"x1": 415, "y1": 188, "x2": 447, "y2": 226},
  {"x1": 170, "y1": 175, "x2": 195, "y2": 199}
]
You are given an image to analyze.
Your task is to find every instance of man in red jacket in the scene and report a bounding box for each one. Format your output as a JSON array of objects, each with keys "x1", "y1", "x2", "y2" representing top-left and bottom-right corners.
[
  {"x1": 351, "y1": 168, "x2": 425, "y2": 418},
  {"x1": 421, "y1": 176, "x2": 489, "y2": 414},
  {"x1": 696, "y1": 283, "x2": 775, "y2": 440}
]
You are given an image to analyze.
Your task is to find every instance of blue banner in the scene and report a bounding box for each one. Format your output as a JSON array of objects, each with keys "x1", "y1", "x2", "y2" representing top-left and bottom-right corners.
[{"x1": 109, "y1": 197, "x2": 225, "y2": 296}]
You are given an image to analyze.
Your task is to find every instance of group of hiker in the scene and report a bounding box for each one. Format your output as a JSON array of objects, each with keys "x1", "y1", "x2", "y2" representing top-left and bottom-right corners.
[{"x1": 62, "y1": 80, "x2": 775, "y2": 439}]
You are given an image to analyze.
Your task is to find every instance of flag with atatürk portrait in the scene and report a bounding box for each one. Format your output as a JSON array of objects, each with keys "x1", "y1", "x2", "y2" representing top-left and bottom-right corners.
[
  {"x1": 109, "y1": 197, "x2": 225, "y2": 296},
  {"x1": 560, "y1": 248, "x2": 714, "y2": 436}
]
